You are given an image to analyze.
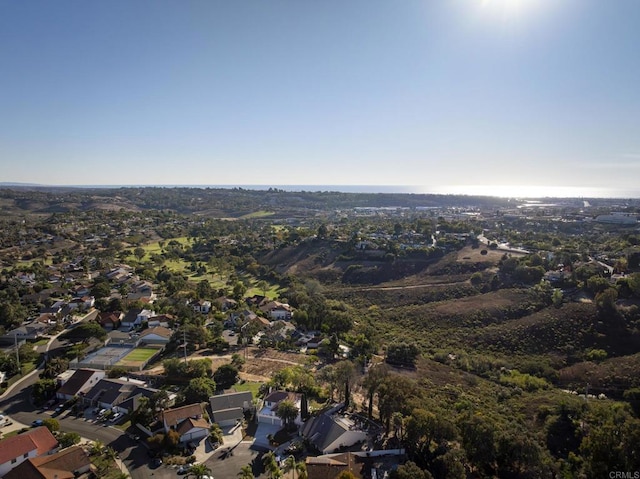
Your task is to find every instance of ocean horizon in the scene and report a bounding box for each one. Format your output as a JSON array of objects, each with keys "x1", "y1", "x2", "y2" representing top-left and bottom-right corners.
[{"x1": 3, "y1": 183, "x2": 640, "y2": 199}]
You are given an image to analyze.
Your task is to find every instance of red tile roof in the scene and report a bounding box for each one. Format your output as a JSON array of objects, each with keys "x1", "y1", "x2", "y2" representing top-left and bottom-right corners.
[{"x1": 0, "y1": 427, "x2": 58, "y2": 465}]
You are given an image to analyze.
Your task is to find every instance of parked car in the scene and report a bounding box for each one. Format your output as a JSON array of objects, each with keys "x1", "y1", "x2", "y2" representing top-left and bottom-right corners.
[
  {"x1": 177, "y1": 465, "x2": 190, "y2": 475},
  {"x1": 110, "y1": 412, "x2": 123, "y2": 423},
  {"x1": 32, "y1": 419, "x2": 44, "y2": 427},
  {"x1": 150, "y1": 457, "x2": 162, "y2": 468}
]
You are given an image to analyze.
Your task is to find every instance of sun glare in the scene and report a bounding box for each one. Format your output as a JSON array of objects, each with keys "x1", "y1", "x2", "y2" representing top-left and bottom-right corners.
[{"x1": 477, "y1": 0, "x2": 545, "y2": 23}]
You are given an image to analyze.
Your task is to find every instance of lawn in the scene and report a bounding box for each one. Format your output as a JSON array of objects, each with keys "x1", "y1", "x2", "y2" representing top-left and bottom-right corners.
[
  {"x1": 120, "y1": 347, "x2": 159, "y2": 362},
  {"x1": 233, "y1": 381, "x2": 263, "y2": 398},
  {"x1": 239, "y1": 210, "x2": 275, "y2": 219}
]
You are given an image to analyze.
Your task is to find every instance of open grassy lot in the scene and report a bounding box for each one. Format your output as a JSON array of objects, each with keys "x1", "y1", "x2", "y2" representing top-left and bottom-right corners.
[{"x1": 114, "y1": 347, "x2": 161, "y2": 369}]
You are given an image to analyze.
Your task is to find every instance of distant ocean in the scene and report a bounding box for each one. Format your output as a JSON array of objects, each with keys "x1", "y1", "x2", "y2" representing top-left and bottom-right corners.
[
  {"x1": 82, "y1": 184, "x2": 640, "y2": 199},
  {"x1": 5, "y1": 183, "x2": 640, "y2": 198}
]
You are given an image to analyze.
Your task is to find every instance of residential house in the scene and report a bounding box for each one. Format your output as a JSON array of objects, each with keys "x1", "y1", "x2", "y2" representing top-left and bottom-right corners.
[
  {"x1": 245, "y1": 295, "x2": 267, "y2": 307},
  {"x1": 0, "y1": 323, "x2": 49, "y2": 346},
  {"x1": 15, "y1": 272, "x2": 35, "y2": 285},
  {"x1": 33, "y1": 313, "x2": 57, "y2": 326},
  {"x1": 40, "y1": 300, "x2": 67, "y2": 315},
  {"x1": 118, "y1": 387, "x2": 175, "y2": 414},
  {"x1": 215, "y1": 296, "x2": 237, "y2": 311},
  {"x1": 209, "y1": 391, "x2": 253, "y2": 427},
  {"x1": 97, "y1": 311, "x2": 123, "y2": 330},
  {"x1": 107, "y1": 330, "x2": 140, "y2": 348},
  {"x1": 260, "y1": 301, "x2": 294, "y2": 320},
  {"x1": 191, "y1": 300, "x2": 212, "y2": 314},
  {"x1": 258, "y1": 391, "x2": 303, "y2": 427},
  {"x1": 72, "y1": 285, "x2": 91, "y2": 298},
  {"x1": 305, "y1": 452, "x2": 363, "y2": 479},
  {"x1": 2, "y1": 445, "x2": 91, "y2": 479},
  {"x1": 56, "y1": 368, "x2": 106, "y2": 401},
  {"x1": 139, "y1": 326, "x2": 173, "y2": 345},
  {"x1": 120, "y1": 308, "x2": 155, "y2": 331},
  {"x1": 148, "y1": 314, "x2": 174, "y2": 328},
  {"x1": 0, "y1": 427, "x2": 59, "y2": 477},
  {"x1": 160, "y1": 403, "x2": 210, "y2": 443},
  {"x1": 305, "y1": 450, "x2": 405, "y2": 479},
  {"x1": 68, "y1": 296, "x2": 95, "y2": 311},
  {"x1": 226, "y1": 310, "x2": 268, "y2": 330},
  {"x1": 127, "y1": 280, "x2": 157, "y2": 302},
  {"x1": 301, "y1": 410, "x2": 368, "y2": 455},
  {"x1": 82, "y1": 377, "x2": 159, "y2": 413}
]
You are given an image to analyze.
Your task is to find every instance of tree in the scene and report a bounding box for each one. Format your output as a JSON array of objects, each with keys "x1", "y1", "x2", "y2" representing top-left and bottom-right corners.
[
  {"x1": 389, "y1": 461, "x2": 433, "y2": 479},
  {"x1": 133, "y1": 247, "x2": 146, "y2": 261},
  {"x1": 32, "y1": 378, "x2": 56, "y2": 404},
  {"x1": 257, "y1": 280, "x2": 269, "y2": 297},
  {"x1": 64, "y1": 321, "x2": 106, "y2": 341},
  {"x1": 386, "y1": 342, "x2": 420, "y2": 367},
  {"x1": 108, "y1": 367, "x2": 129, "y2": 379},
  {"x1": 58, "y1": 431, "x2": 81, "y2": 448},
  {"x1": 197, "y1": 279, "x2": 212, "y2": 299},
  {"x1": 378, "y1": 374, "x2": 420, "y2": 432},
  {"x1": 42, "y1": 418, "x2": 60, "y2": 432},
  {"x1": 317, "y1": 364, "x2": 338, "y2": 401},
  {"x1": 262, "y1": 451, "x2": 282, "y2": 479},
  {"x1": 276, "y1": 399, "x2": 299, "y2": 431},
  {"x1": 295, "y1": 461, "x2": 308, "y2": 479},
  {"x1": 334, "y1": 360, "x2": 356, "y2": 407},
  {"x1": 187, "y1": 463, "x2": 214, "y2": 479},
  {"x1": 282, "y1": 456, "x2": 296, "y2": 479},
  {"x1": 232, "y1": 281, "x2": 247, "y2": 300},
  {"x1": 183, "y1": 377, "x2": 216, "y2": 403},
  {"x1": 238, "y1": 464, "x2": 255, "y2": 479},
  {"x1": 42, "y1": 357, "x2": 69, "y2": 379},
  {"x1": 336, "y1": 472, "x2": 357, "y2": 479},
  {"x1": 361, "y1": 364, "x2": 389, "y2": 419},
  {"x1": 214, "y1": 364, "x2": 239, "y2": 390},
  {"x1": 595, "y1": 288, "x2": 618, "y2": 317}
]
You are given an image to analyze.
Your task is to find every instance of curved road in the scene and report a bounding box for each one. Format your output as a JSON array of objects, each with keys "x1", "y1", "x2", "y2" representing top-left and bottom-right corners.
[{"x1": 0, "y1": 321, "x2": 156, "y2": 479}]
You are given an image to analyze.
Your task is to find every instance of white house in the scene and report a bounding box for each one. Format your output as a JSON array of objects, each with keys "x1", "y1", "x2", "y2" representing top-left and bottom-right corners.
[
  {"x1": 301, "y1": 411, "x2": 368, "y2": 454},
  {"x1": 260, "y1": 301, "x2": 294, "y2": 320},
  {"x1": 56, "y1": 368, "x2": 106, "y2": 401},
  {"x1": 121, "y1": 308, "x2": 155, "y2": 330},
  {"x1": 258, "y1": 391, "x2": 303, "y2": 427},
  {"x1": 161, "y1": 403, "x2": 210, "y2": 443},
  {"x1": 139, "y1": 326, "x2": 173, "y2": 345},
  {"x1": 0, "y1": 427, "x2": 59, "y2": 477},
  {"x1": 191, "y1": 300, "x2": 212, "y2": 314}
]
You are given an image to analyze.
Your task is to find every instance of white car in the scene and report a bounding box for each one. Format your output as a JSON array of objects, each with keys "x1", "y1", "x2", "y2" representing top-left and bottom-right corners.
[{"x1": 110, "y1": 412, "x2": 124, "y2": 422}]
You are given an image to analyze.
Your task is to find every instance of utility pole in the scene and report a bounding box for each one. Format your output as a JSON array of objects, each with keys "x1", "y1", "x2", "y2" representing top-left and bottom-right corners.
[
  {"x1": 183, "y1": 328, "x2": 187, "y2": 364},
  {"x1": 14, "y1": 334, "x2": 20, "y2": 374}
]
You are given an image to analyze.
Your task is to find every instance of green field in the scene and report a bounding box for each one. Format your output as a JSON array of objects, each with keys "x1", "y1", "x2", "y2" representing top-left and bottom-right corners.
[
  {"x1": 233, "y1": 381, "x2": 263, "y2": 398},
  {"x1": 123, "y1": 236, "x2": 283, "y2": 299},
  {"x1": 118, "y1": 347, "x2": 159, "y2": 363}
]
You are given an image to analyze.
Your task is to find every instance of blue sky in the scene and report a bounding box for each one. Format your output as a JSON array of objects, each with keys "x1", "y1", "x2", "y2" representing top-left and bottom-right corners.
[{"x1": 1, "y1": 1, "x2": 639, "y2": 194}]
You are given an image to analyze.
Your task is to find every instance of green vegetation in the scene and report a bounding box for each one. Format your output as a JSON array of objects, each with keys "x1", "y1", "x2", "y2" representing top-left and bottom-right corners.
[
  {"x1": 2, "y1": 187, "x2": 640, "y2": 477},
  {"x1": 119, "y1": 347, "x2": 159, "y2": 362}
]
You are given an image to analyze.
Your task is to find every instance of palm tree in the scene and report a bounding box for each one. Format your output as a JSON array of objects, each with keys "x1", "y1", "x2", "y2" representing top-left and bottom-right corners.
[
  {"x1": 275, "y1": 399, "x2": 299, "y2": 431},
  {"x1": 187, "y1": 463, "x2": 213, "y2": 479},
  {"x1": 238, "y1": 464, "x2": 255, "y2": 479},
  {"x1": 295, "y1": 461, "x2": 308, "y2": 479},
  {"x1": 89, "y1": 440, "x2": 104, "y2": 455},
  {"x1": 262, "y1": 451, "x2": 282, "y2": 479},
  {"x1": 282, "y1": 455, "x2": 296, "y2": 479}
]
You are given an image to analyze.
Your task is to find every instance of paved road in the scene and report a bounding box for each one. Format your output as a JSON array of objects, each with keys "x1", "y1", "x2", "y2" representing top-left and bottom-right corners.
[{"x1": 0, "y1": 362, "x2": 154, "y2": 479}]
